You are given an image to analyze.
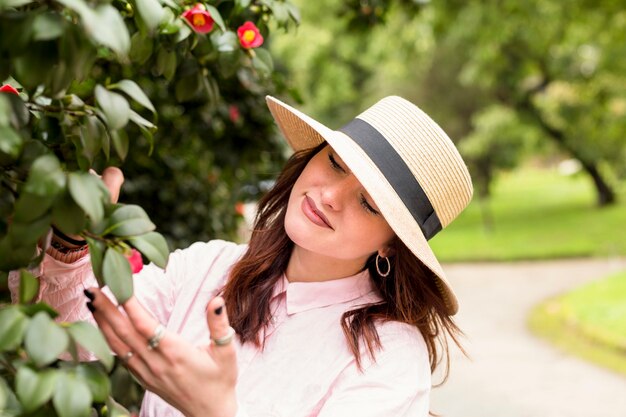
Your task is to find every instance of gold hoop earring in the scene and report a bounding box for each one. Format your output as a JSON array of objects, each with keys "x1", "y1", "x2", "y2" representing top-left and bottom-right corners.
[{"x1": 376, "y1": 254, "x2": 391, "y2": 277}]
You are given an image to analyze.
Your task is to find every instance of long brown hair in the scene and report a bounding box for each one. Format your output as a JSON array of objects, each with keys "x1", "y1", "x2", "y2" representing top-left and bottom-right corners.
[{"x1": 223, "y1": 143, "x2": 463, "y2": 378}]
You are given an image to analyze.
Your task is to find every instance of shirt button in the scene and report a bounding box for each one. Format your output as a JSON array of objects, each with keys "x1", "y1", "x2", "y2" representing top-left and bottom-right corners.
[{"x1": 271, "y1": 316, "x2": 278, "y2": 324}]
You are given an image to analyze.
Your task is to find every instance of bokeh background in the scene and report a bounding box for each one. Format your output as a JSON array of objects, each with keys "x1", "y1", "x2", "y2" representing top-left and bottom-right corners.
[{"x1": 2, "y1": 0, "x2": 625, "y2": 415}]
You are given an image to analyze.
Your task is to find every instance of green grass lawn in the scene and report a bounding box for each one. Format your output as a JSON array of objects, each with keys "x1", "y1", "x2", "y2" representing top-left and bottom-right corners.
[
  {"x1": 430, "y1": 166, "x2": 626, "y2": 262},
  {"x1": 529, "y1": 270, "x2": 626, "y2": 376}
]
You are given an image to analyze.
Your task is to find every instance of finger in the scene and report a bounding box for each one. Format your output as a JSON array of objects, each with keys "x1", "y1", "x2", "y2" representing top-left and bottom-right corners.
[
  {"x1": 87, "y1": 288, "x2": 160, "y2": 361},
  {"x1": 88, "y1": 294, "x2": 153, "y2": 382},
  {"x1": 121, "y1": 296, "x2": 173, "y2": 352},
  {"x1": 101, "y1": 166, "x2": 124, "y2": 203},
  {"x1": 206, "y1": 297, "x2": 237, "y2": 369}
]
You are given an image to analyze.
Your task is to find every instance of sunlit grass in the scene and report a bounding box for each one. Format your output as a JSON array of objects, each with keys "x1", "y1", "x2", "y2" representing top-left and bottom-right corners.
[
  {"x1": 431, "y1": 166, "x2": 626, "y2": 262},
  {"x1": 528, "y1": 270, "x2": 626, "y2": 376}
]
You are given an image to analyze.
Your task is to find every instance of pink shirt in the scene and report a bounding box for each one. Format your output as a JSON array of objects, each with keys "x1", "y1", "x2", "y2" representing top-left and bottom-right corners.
[{"x1": 12, "y1": 240, "x2": 431, "y2": 417}]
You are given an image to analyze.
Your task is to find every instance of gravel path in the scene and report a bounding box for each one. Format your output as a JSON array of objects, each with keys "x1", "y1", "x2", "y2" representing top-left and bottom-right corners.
[{"x1": 430, "y1": 257, "x2": 626, "y2": 417}]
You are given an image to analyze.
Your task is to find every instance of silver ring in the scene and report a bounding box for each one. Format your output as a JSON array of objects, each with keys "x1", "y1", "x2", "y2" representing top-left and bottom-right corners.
[
  {"x1": 121, "y1": 350, "x2": 134, "y2": 363},
  {"x1": 147, "y1": 323, "x2": 166, "y2": 350},
  {"x1": 211, "y1": 326, "x2": 236, "y2": 346}
]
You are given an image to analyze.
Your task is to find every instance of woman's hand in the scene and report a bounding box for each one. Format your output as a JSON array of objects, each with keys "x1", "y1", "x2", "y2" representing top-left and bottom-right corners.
[{"x1": 85, "y1": 288, "x2": 239, "y2": 417}]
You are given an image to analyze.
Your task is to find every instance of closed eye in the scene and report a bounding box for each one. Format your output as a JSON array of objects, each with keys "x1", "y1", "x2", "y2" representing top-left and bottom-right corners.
[
  {"x1": 328, "y1": 152, "x2": 346, "y2": 173},
  {"x1": 360, "y1": 194, "x2": 380, "y2": 215}
]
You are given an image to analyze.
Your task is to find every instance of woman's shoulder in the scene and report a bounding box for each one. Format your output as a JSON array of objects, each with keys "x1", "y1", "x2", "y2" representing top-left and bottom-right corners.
[
  {"x1": 174, "y1": 239, "x2": 248, "y2": 266},
  {"x1": 374, "y1": 320, "x2": 429, "y2": 362}
]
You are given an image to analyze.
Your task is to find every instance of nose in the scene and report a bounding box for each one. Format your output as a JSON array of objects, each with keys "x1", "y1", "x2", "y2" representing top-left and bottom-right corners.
[{"x1": 320, "y1": 174, "x2": 360, "y2": 211}]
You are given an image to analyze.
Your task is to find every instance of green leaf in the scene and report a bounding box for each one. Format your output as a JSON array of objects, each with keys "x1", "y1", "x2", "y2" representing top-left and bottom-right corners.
[
  {"x1": 0, "y1": 306, "x2": 29, "y2": 351},
  {"x1": 68, "y1": 172, "x2": 109, "y2": 224},
  {"x1": 235, "y1": 0, "x2": 251, "y2": 8},
  {"x1": 129, "y1": 110, "x2": 156, "y2": 129},
  {"x1": 75, "y1": 364, "x2": 110, "y2": 403},
  {"x1": 16, "y1": 367, "x2": 58, "y2": 413},
  {"x1": 32, "y1": 12, "x2": 65, "y2": 41},
  {"x1": 0, "y1": 126, "x2": 23, "y2": 159},
  {"x1": 78, "y1": 115, "x2": 104, "y2": 164},
  {"x1": 134, "y1": 0, "x2": 164, "y2": 32},
  {"x1": 20, "y1": 302, "x2": 59, "y2": 319},
  {"x1": 95, "y1": 85, "x2": 130, "y2": 130},
  {"x1": 252, "y1": 48, "x2": 274, "y2": 77},
  {"x1": 128, "y1": 231, "x2": 169, "y2": 268},
  {"x1": 112, "y1": 79, "x2": 156, "y2": 113},
  {"x1": 106, "y1": 204, "x2": 155, "y2": 237},
  {"x1": 205, "y1": 4, "x2": 225, "y2": 32},
  {"x1": 102, "y1": 248, "x2": 133, "y2": 303},
  {"x1": 19, "y1": 269, "x2": 39, "y2": 304},
  {"x1": 86, "y1": 237, "x2": 106, "y2": 285},
  {"x1": 12, "y1": 193, "x2": 52, "y2": 223},
  {"x1": 67, "y1": 322, "x2": 114, "y2": 372},
  {"x1": 175, "y1": 72, "x2": 202, "y2": 102},
  {"x1": 286, "y1": 2, "x2": 301, "y2": 24},
  {"x1": 52, "y1": 189, "x2": 87, "y2": 235},
  {"x1": 130, "y1": 31, "x2": 154, "y2": 64},
  {"x1": 24, "y1": 312, "x2": 69, "y2": 367},
  {"x1": 111, "y1": 129, "x2": 129, "y2": 161},
  {"x1": 139, "y1": 126, "x2": 154, "y2": 156},
  {"x1": 0, "y1": 0, "x2": 33, "y2": 9},
  {"x1": 0, "y1": 376, "x2": 21, "y2": 416},
  {"x1": 106, "y1": 396, "x2": 131, "y2": 417},
  {"x1": 23, "y1": 154, "x2": 65, "y2": 197},
  {"x1": 211, "y1": 30, "x2": 239, "y2": 52},
  {"x1": 52, "y1": 372, "x2": 92, "y2": 417},
  {"x1": 156, "y1": 47, "x2": 177, "y2": 80},
  {"x1": 8, "y1": 213, "x2": 51, "y2": 245},
  {"x1": 57, "y1": 0, "x2": 130, "y2": 55}
]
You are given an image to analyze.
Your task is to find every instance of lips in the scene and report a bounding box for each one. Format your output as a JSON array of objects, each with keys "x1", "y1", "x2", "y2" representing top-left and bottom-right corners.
[{"x1": 302, "y1": 195, "x2": 333, "y2": 229}]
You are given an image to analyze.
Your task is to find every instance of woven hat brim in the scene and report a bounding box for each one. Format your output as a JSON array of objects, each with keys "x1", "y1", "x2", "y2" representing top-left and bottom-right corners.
[{"x1": 266, "y1": 96, "x2": 459, "y2": 315}]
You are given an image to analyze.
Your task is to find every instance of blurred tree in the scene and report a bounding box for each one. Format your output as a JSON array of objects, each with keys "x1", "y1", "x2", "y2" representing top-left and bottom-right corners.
[{"x1": 428, "y1": 0, "x2": 626, "y2": 206}]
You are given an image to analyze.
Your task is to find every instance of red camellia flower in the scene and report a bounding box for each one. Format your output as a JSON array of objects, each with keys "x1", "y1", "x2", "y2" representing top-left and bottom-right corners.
[
  {"x1": 182, "y1": 3, "x2": 214, "y2": 34},
  {"x1": 0, "y1": 84, "x2": 19, "y2": 95},
  {"x1": 126, "y1": 249, "x2": 144, "y2": 274},
  {"x1": 237, "y1": 21, "x2": 264, "y2": 49}
]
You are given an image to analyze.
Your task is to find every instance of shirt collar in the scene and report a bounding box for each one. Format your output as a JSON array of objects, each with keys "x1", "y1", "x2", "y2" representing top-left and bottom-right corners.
[{"x1": 272, "y1": 269, "x2": 377, "y2": 315}]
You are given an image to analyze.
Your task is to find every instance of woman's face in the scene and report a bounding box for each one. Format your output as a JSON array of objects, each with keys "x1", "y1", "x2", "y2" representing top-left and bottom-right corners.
[{"x1": 284, "y1": 145, "x2": 395, "y2": 265}]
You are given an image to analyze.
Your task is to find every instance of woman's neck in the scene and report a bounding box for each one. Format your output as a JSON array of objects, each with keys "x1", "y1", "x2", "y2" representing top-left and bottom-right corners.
[{"x1": 285, "y1": 246, "x2": 368, "y2": 283}]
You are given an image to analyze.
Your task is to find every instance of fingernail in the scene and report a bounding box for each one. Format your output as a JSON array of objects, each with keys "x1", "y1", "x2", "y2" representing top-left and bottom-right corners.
[
  {"x1": 214, "y1": 305, "x2": 223, "y2": 315},
  {"x1": 84, "y1": 289, "x2": 95, "y2": 301},
  {"x1": 86, "y1": 302, "x2": 96, "y2": 313}
]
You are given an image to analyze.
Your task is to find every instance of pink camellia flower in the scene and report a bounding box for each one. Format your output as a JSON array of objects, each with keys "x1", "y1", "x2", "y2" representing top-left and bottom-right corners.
[
  {"x1": 126, "y1": 249, "x2": 144, "y2": 274},
  {"x1": 182, "y1": 3, "x2": 214, "y2": 34},
  {"x1": 0, "y1": 84, "x2": 19, "y2": 95},
  {"x1": 237, "y1": 21, "x2": 264, "y2": 49}
]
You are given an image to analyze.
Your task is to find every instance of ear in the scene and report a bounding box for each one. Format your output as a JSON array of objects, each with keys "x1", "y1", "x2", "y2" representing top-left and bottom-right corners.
[{"x1": 378, "y1": 246, "x2": 396, "y2": 258}]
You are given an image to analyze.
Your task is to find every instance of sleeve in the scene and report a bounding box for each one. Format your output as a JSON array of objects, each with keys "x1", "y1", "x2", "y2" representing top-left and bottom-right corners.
[
  {"x1": 8, "y1": 250, "x2": 179, "y2": 327},
  {"x1": 317, "y1": 324, "x2": 432, "y2": 417}
]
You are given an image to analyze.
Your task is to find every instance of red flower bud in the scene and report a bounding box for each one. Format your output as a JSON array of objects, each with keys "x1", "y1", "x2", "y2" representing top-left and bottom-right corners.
[
  {"x1": 0, "y1": 84, "x2": 19, "y2": 95},
  {"x1": 228, "y1": 104, "x2": 241, "y2": 123},
  {"x1": 237, "y1": 21, "x2": 264, "y2": 49},
  {"x1": 235, "y1": 201, "x2": 246, "y2": 216},
  {"x1": 126, "y1": 249, "x2": 144, "y2": 274},
  {"x1": 182, "y1": 3, "x2": 214, "y2": 34}
]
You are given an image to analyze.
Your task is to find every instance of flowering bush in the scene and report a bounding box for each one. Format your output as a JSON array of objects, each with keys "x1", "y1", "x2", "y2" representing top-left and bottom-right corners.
[{"x1": 0, "y1": 0, "x2": 299, "y2": 415}]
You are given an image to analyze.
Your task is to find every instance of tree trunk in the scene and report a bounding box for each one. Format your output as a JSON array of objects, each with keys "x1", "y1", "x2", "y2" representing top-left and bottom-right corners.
[{"x1": 518, "y1": 99, "x2": 616, "y2": 207}]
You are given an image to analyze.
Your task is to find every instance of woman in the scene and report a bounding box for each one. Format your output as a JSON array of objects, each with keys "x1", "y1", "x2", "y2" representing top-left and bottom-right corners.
[{"x1": 19, "y1": 95, "x2": 473, "y2": 417}]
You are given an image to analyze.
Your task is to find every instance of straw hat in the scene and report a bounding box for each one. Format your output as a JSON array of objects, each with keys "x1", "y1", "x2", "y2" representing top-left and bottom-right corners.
[{"x1": 266, "y1": 95, "x2": 473, "y2": 315}]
